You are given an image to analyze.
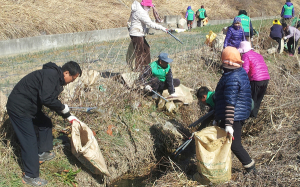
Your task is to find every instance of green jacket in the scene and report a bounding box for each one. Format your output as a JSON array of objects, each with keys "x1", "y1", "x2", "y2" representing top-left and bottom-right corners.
[
  {"x1": 283, "y1": 4, "x2": 294, "y2": 16},
  {"x1": 198, "y1": 8, "x2": 206, "y2": 19},
  {"x1": 150, "y1": 61, "x2": 170, "y2": 82},
  {"x1": 206, "y1": 91, "x2": 215, "y2": 108},
  {"x1": 237, "y1": 14, "x2": 250, "y2": 33},
  {"x1": 187, "y1": 9, "x2": 194, "y2": 21},
  {"x1": 291, "y1": 17, "x2": 300, "y2": 27}
]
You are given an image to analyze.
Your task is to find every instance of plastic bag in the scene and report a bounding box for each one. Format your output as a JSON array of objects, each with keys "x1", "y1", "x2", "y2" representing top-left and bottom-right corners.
[
  {"x1": 205, "y1": 31, "x2": 217, "y2": 47},
  {"x1": 71, "y1": 120, "x2": 111, "y2": 176},
  {"x1": 193, "y1": 126, "x2": 232, "y2": 184},
  {"x1": 203, "y1": 18, "x2": 209, "y2": 26}
]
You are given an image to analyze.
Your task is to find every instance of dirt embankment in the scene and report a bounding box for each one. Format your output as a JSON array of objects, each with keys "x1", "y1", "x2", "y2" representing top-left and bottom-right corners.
[{"x1": 1, "y1": 0, "x2": 298, "y2": 40}]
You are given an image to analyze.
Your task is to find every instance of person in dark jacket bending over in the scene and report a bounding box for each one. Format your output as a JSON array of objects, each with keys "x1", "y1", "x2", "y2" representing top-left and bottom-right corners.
[
  {"x1": 224, "y1": 17, "x2": 246, "y2": 49},
  {"x1": 140, "y1": 52, "x2": 180, "y2": 98},
  {"x1": 281, "y1": 0, "x2": 294, "y2": 24},
  {"x1": 270, "y1": 19, "x2": 284, "y2": 53},
  {"x1": 6, "y1": 61, "x2": 82, "y2": 186},
  {"x1": 214, "y1": 47, "x2": 256, "y2": 173},
  {"x1": 196, "y1": 86, "x2": 215, "y2": 130}
]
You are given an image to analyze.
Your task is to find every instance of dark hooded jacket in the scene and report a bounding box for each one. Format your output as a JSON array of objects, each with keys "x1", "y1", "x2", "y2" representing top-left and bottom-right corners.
[
  {"x1": 6, "y1": 62, "x2": 65, "y2": 118},
  {"x1": 270, "y1": 24, "x2": 284, "y2": 39}
]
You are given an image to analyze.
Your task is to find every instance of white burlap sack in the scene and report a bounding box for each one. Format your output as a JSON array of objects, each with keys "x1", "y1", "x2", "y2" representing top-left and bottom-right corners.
[
  {"x1": 71, "y1": 120, "x2": 111, "y2": 176},
  {"x1": 193, "y1": 126, "x2": 232, "y2": 184},
  {"x1": 162, "y1": 84, "x2": 193, "y2": 105}
]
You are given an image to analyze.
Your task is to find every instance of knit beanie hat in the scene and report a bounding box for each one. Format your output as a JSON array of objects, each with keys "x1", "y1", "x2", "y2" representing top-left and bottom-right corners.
[
  {"x1": 221, "y1": 47, "x2": 243, "y2": 69},
  {"x1": 233, "y1": 17, "x2": 242, "y2": 24},
  {"x1": 187, "y1": 6, "x2": 191, "y2": 10}
]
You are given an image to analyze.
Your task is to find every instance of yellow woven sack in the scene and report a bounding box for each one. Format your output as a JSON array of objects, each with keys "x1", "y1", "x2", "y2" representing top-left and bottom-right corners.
[{"x1": 193, "y1": 126, "x2": 232, "y2": 184}]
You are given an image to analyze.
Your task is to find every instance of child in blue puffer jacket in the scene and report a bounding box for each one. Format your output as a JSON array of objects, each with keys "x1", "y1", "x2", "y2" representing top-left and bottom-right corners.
[
  {"x1": 224, "y1": 17, "x2": 246, "y2": 49},
  {"x1": 214, "y1": 46, "x2": 256, "y2": 174}
]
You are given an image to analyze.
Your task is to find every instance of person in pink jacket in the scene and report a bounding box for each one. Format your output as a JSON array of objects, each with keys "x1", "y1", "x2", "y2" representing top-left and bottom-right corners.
[{"x1": 238, "y1": 41, "x2": 270, "y2": 118}]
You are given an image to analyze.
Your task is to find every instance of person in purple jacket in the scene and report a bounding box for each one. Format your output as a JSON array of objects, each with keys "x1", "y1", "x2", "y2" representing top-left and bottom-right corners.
[
  {"x1": 270, "y1": 19, "x2": 284, "y2": 53},
  {"x1": 238, "y1": 41, "x2": 270, "y2": 118},
  {"x1": 282, "y1": 22, "x2": 300, "y2": 56},
  {"x1": 185, "y1": 6, "x2": 195, "y2": 31},
  {"x1": 224, "y1": 17, "x2": 246, "y2": 49},
  {"x1": 281, "y1": 0, "x2": 294, "y2": 24}
]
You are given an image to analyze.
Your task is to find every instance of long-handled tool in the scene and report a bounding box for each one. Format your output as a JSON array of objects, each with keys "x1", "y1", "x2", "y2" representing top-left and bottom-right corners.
[
  {"x1": 69, "y1": 107, "x2": 97, "y2": 113},
  {"x1": 188, "y1": 110, "x2": 215, "y2": 128},
  {"x1": 173, "y1": 133, "x2": 194, "y2": 158},
  {"x1": 151, "y1": 90, "x2": 169, "y2": 102},
  {"x1": 167, "y1": 30, "x2": 183, "y2": 44}
]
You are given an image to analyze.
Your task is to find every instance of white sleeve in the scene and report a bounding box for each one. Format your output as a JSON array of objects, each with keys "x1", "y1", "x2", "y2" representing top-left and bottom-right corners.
[{"x1": 139, "y1": 11, "x2": 166, "y2": 32}]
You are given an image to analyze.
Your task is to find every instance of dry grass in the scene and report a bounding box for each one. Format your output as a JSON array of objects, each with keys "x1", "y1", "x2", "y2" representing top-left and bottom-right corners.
[{"x1": 1, "y1": 0, "x2": 299, "y2": 40}]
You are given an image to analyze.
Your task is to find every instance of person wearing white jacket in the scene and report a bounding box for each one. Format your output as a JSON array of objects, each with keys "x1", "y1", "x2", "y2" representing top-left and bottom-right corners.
[{"x1": 128, "y1": 0, "x2": 167, "y2": 71}]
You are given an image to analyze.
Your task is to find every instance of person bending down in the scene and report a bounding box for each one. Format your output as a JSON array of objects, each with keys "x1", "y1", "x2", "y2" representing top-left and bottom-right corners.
[
  {"x1": 139, "y1": 52, "x2": 180, "y2": 98},
  {"x1": 6, "y1": 61, "x2": 81, "y2": 186},
  {"x1": 238, "y1": 41, "x2": 270, "y2": 118}
]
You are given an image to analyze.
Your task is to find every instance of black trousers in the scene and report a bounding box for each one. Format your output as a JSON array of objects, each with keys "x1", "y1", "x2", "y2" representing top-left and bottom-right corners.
[
  {"x1": 272, "y1": 37, "x2": 282, "y2": 53},
  {"x1": 7, "y1": 110, "x2": 53, "y2": 178},
  {"x1": 157, "y1": 79, "x2": 180, "y2": 92},
  {"x1": 219, "y1": 121, "x2": 252, "y2": 166},
  {"x1": 287, "y1": 37, "x2": 299, "y2": 55},
  {"x1": 250, "y1": 80, "x2": 269, "y2": 118}
]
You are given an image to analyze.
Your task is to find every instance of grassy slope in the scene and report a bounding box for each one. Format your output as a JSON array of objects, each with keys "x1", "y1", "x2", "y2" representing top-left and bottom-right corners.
[{"x1": 1, "y1": 0, "x2": 299, "y2": 40}]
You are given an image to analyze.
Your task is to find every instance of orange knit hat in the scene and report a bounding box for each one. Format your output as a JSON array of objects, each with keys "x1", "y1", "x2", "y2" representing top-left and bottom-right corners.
[{"x1": 221, "y1": 46, "x2": 243, "y2": 68}]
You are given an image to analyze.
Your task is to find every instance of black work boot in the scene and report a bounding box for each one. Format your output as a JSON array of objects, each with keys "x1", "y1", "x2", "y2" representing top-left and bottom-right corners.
[
  {"x1": 244, "y1": 160, "x2": 257, "y2": 175},
  {"x1": 22, "y1": 175, "x2": 47, "y2": 186},
  {"x1": 245, "y1": 165, "x2": 257, "y2": 174},
  {"x1": 39, "y1": 151, "x2": 55, "y2": 164}
]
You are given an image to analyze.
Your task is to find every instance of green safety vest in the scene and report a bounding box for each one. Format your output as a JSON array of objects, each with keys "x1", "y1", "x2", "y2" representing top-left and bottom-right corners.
[
  {"x1": 237, "y1": 14, "x2": 250, "y2": 33},
  {"x1": 291, "y1": 17, "x2": 300, "y2": 27},
  {"x1": 150, "y1": 61, "x2": 170, "y2": 82},
  {"x1": 206, "y1": 91, "x2": 215, "y2": 108},
  {"x1": 198, "y1": 8, "x2": 206, "y2": 19},
  {"x1": 283, "y1": 4, "x2": 293, "y2": 16},
  {"x1": 187, "y1": 9, "x2": 194, "y2": 21}
]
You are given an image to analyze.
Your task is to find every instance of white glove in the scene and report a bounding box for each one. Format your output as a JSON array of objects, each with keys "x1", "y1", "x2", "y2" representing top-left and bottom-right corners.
[
  {"x1": 225, "y1": 125, "x2": 234, "y2": 139},
  {"x1": 169, "y1": 93, "x2": 178, "y2": 97},
  {"x1": 283, "y1": 37, "x2": 287, "y2": 40},
  {"x1": 61, "y1": 104, "x2": 70, "y2": 114},
  {"x1": 250, "y1": 38, "x2": 254, "y2": 41},
  {"x1": 67, "y1": 116, "x2": 79, "y2": 124},
  {"x1": 145, "y1": 85, "x2": 152, "y2": 91}
]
